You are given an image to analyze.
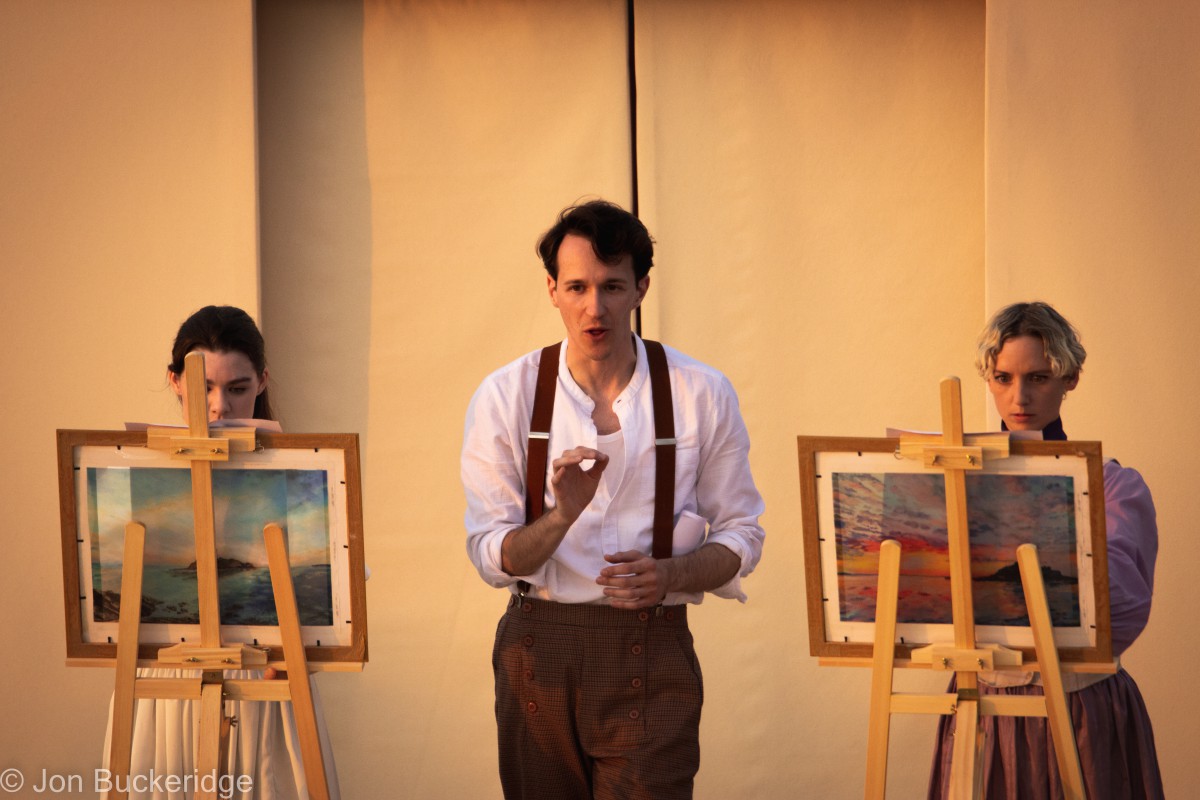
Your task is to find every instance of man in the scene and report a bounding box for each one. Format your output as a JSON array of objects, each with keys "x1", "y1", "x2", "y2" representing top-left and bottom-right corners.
[{"x1": 462, "y1": 200, "x2": 764, "y2": 799}]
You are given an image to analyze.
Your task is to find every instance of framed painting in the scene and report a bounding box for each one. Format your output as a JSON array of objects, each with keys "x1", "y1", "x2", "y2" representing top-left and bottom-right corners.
[
  {"x1": 58, "y1": 430, "x2": 367, "y2": 665},
  {"x1": 797, "y1": 436, "x2": 1110, "y2": 664}
]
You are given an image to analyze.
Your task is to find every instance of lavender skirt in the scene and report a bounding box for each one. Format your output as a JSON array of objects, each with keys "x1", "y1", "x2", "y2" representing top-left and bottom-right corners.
[{"x1": 927, "y1": 670, "x2": 1163, "y2": 800}]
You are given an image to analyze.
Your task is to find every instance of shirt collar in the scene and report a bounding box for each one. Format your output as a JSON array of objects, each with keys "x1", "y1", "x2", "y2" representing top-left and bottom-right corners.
[
  {"x1": 999, "y1": 417, "x2": 1068, "y2": 441},
  {"x1": 557, "y1": 334, "x2": 649, "y2": 411}
]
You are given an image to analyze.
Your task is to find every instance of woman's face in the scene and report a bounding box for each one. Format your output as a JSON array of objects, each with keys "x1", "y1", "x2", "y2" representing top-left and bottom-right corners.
[
  {"x1": 987, "y1": 335, "x2": 1078, "y2": 431},
  {"x1": 168, "y1": 348, "x2": 267, "y2": 422}
]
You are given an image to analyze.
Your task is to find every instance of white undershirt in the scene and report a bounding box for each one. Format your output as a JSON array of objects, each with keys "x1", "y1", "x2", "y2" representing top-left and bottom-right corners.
[{"x1": 595, "y1": 429, "x2": 625, "y2": 501}]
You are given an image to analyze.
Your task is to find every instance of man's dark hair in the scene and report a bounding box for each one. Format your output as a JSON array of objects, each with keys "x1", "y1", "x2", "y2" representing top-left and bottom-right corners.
[{"x1": 536, "y1": 200, "x2": 655, "y2": 280}]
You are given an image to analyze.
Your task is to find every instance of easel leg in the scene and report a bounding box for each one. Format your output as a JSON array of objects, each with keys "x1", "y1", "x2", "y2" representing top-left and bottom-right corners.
[
  {"x1": 265, "y1": 523, "x2": 331, "y2": 800},
  {"x1": 196, "y1": 679, "x2": 225, "y2": 800},
  {"x1": 948, "y1": 698, "x2": 985, "y2": 800},
  {"x1": 1017, "y1": 544, "x2": 1086, "y2": 800},
  {"x1": 107, "y1": 522, "x2": 146, "y2": 800},
  {"x1": 865, "y1": 540, "x2": 901, "y2": 800}
]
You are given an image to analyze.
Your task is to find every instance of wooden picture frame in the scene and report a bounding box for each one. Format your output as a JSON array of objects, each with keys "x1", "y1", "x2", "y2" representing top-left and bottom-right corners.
[
  {"x1": 798, "y1": 436, "x2": 1111, "y2": 664},
  {"x1": 58, "y1": 430, "x2": 367, "y2": 666}
]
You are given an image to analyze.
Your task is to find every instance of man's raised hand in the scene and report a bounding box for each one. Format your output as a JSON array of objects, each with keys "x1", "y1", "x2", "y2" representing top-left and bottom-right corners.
[{"x1": 549, "y1": 447, "x2": 609, "y2": 524}]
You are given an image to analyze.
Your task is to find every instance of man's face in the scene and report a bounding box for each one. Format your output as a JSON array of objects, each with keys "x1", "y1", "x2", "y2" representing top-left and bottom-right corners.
[{"x1": 548, "y1": 233, "x2": 649, "y2": 365}]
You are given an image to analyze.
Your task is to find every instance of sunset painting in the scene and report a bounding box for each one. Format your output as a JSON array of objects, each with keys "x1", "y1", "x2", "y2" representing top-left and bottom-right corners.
[{"x1": 832, "y1": 472, "x2": 1079, "y2": 627}]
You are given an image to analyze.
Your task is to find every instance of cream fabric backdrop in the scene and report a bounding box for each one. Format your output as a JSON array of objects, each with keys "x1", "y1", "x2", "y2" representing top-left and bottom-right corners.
[
  {"x1": 633, "y1": 3, "x2": 984, "y2": 798},
  {"x1": 985, "y1": 2, "x2": 1200, "y2": 794},
  {"x1": 258, "y1": 1, "x2": 982, "y2": 797},
  {"x1": 0, "y1": 0, "x2": 260, "y2": 786},
  {"x1": 259, "y1": 0, "x2": 637, "y2": 795}
]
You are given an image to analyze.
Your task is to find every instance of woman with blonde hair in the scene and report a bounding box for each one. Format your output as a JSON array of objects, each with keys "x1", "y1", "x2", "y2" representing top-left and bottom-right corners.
[{"x1": 927, "y1": 301, "x2": 1163, "y2": 799}]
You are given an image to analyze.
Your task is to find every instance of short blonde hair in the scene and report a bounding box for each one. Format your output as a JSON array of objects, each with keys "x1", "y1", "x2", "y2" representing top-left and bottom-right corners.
[{"x1": 975, "y1": 302, "x2": 1087, "y2": 380}]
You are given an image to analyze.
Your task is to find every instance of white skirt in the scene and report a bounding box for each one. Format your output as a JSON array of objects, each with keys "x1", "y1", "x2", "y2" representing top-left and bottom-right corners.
[{"x1": 101, "y1": 668, "x2": 340, "y2": 800}]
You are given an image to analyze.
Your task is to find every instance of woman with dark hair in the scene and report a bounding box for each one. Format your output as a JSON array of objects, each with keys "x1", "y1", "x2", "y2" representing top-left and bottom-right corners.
[
  {"x1": 102, "y1": 305, "x2": 340, "y2": 799},
  {"x1": 928, "y1": 301, "x2": 1163, "y2": 800},
  {"x1": 166, "y1": 304, "x2": 275, "y2": 422}
]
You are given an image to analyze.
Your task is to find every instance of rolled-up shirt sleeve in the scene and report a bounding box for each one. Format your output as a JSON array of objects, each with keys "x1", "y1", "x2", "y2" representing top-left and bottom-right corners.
[
  {"x1": 694, "y1": 375, "x2": 766, "y2": 601},
  {"x1": 461, "y1": 368, "x2": 548, "y2": 589}
]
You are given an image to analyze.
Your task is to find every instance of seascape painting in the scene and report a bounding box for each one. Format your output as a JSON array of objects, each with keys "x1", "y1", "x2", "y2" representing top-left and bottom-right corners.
[
  {"x1": 60, "y1": 431, "x2": 365, "y2": 663},
  {"x1": 87, "y1": 466, "x2": 333, "y2": 627},
  {"x1": 832, "y1": 472, "x2": 1079, "y2": 628},
  {"x1": 798, "y1": 436, "x2": 1107, "y2": 661}
]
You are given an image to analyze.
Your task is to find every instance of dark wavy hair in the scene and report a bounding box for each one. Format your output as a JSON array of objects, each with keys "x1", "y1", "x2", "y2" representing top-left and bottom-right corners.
[
  {"x1": 536, "y1": 200, "x2": 655, "y2": 280},
  {"x1": 168, "y1": 305, "x2": 274, "y2": 420}
]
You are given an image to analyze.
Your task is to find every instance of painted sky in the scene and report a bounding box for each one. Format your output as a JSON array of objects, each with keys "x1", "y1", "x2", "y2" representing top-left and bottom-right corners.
[
  {"x1": 833, "y1": 471, "x2": 1076, "y2": 578},
  {"x1": 89, "y1": 466, "x2": 331, "y2": 567}
]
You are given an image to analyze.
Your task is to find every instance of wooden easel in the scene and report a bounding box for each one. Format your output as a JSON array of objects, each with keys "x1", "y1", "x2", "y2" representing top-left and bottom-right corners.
[
  {"x1": 105, "y1": 351, "x2": 332, "y2": 800},
  {"x1": 863, "y1": 377, "x2": 1085, "y2": 800}
]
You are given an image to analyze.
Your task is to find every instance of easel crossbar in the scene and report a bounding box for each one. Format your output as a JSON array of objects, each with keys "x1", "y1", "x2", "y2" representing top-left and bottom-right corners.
[{"x1": 887, "y1": 694, "x2": 1048, "y2": 718}]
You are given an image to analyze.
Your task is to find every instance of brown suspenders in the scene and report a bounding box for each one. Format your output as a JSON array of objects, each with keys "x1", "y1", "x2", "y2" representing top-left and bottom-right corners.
[
  {"x1": 524, "y1": 340, "x2": 677, "y2": 559},
  {"x1": 644, "y1": 340, "x2": 677, "y2": 559},
  {"x1": 524, "y1": 342, "x2": 561, "y2": 526}
]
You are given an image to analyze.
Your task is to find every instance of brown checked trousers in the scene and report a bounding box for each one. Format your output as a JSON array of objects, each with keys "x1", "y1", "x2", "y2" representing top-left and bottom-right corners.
[{"x1": 493, "y1": 595, "x2": 703, "y2": 800}]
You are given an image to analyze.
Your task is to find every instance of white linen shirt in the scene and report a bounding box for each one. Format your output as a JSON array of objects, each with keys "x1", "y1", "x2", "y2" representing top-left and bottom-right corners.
[{"x1": 462, "y1": 335, "x2": 765, "y2": 605}]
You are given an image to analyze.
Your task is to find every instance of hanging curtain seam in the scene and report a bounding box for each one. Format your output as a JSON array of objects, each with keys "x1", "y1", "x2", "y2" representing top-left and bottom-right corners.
[{"x1": 626, "y1": 0, "x2": 642, "y2": 336}]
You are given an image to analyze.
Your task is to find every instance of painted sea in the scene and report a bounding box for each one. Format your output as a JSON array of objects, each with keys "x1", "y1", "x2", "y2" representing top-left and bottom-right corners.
[
  {"x1": 832, "y1": 471, "x2": 1080, "y2": 627},
  {"x1": 91, "y1": 563, "x2": 333, "y2": 626},
  {"x1": 88, "y1": 466, "x2": 334, "y2": 626}
]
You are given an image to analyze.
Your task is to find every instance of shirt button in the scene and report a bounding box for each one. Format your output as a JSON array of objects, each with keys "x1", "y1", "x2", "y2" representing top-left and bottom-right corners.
[
  {"x1": 637, "y1": 611, "x2": 649, "y2": 622},
  {"x1": 628, "y1": 709, "x2": 640, "y2": 720},
  {"x1": 665, "y1": 609, "x2": 675, "y2": 621},
  {"x1": 526, "y1": 701, "x2": 538, "y2": 714},
  {"x1": 524, "y1": 669, "x2": 534, "y2": 681},
  {"x1": 523, "y1": 635, "x2": 534, "y2": 647},
  {"x1": 631, "y1": 677, "x2": 643, "y2": 689},
  {"x1": 521, "y1": 601, "x2": 532, "y2": 613},
  {"x1": 631, "y1": 644, "x2": 643, "y2": 656}
]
